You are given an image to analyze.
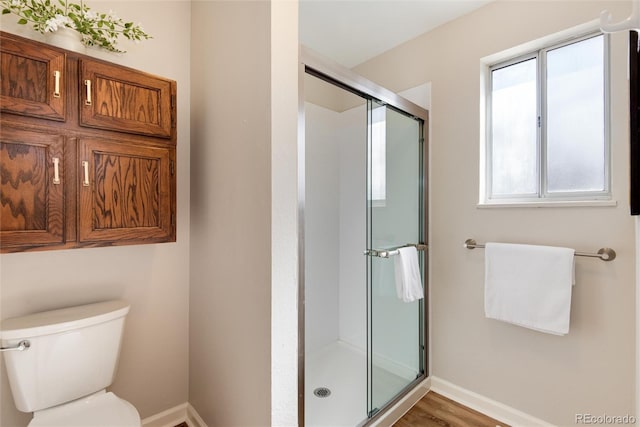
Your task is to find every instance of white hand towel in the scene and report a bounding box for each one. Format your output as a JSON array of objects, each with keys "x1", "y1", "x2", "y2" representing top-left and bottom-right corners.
[
  {"x1": 484, "y1": 242, "x2": 575, "y2": 335},
  {"x1": 394, "y1": 247, "x2": 424, "y2": 303}
]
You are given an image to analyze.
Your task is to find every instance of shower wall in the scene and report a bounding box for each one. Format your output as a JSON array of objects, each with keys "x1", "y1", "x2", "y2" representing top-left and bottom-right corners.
[
  {"x1": 305, "y1": 100, "x2": 367, "y2": 355},
  {"x1": 305, "y1": 102, "x2": 341, "y2": 353},
  {"x1": 337, "y1": 105, "x2": 367, "y2": 351}
]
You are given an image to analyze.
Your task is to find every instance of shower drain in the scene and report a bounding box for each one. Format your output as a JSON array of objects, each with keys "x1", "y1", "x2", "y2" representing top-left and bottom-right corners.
[{"x1": 313, "y1": 387, "x2": 331, "y2": 398}]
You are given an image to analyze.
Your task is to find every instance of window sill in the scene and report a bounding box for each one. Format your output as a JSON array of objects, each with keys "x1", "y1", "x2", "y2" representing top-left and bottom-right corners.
[{"x1": 477, "y1": 199, "x2": 618, "y2": 209}]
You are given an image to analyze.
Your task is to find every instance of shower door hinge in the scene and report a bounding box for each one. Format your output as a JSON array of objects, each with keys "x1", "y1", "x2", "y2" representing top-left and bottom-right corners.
[{"x1": 419, "y1": 137, "x2": 425, "y2": 144}]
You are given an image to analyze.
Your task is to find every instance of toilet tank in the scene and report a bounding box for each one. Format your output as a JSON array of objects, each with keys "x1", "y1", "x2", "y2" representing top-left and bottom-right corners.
[{"x1": 0, "y1": 300, "x2": 130, "y2": 413}]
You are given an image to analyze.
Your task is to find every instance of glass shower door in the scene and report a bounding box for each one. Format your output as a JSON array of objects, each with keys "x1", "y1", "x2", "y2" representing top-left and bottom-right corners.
[{"x1": 367, "y1": 101, "x2": 424, "y2": 417}]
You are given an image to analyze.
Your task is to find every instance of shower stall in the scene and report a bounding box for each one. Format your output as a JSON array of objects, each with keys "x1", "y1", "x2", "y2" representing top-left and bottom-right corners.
[{"x1": 301, "y1": 49, "x2": 428, "y2": 426}]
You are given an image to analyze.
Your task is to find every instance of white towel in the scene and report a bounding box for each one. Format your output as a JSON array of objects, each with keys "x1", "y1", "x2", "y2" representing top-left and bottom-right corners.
[
  {"x1": 394, "y1": 247, "x2": 424, "y2": 303},
  {"x1": 484, "y1": 242, "x2": 575, "y2": 335}
]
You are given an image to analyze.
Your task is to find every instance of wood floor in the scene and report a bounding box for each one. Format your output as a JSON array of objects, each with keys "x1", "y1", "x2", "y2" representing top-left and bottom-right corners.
[{"x1": 393, "y1": 392, "x2": 509, "y2": 427}]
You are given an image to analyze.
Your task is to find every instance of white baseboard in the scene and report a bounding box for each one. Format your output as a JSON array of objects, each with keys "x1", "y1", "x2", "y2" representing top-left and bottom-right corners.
[
  {"x1": 430, "y1": 376, "x2": 555, "y2": 427},
  {"x1": 141, "y1": 402, "x2": 188, "y2": 427},
  {"x1": 369, "y1": 377, "x2": 431, "y2": 427},
  {"x1": 141, "y1": 402, "x2": 208, "y2": 427},
  {"x1": 186, "y1": 404, "x2": 208, "y2": 427}
]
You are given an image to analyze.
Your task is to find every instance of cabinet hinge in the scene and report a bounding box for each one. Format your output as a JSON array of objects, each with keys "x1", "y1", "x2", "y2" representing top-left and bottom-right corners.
[
  {"x1": 170, "y1": 160, "x2": 175, "y2": 176},
  {"x1": 171, "y1": 213, "x2": 175, "y2": 227}
]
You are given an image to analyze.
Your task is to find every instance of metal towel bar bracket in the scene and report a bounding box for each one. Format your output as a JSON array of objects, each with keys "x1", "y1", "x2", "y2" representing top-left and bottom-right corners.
[
  {"x1": 464, "y1": 239, "x2": 616, "y2": 262},
  {"x1": 0, "y1": 340, "x2": 31, "y2": 352},
  {"x1": 364, "y1": 243, "x2": 428, "y2": 258}
]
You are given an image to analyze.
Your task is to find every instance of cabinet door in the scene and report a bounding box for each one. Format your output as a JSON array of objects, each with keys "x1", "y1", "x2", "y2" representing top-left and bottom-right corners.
[
  {"x1": 80, "y1": 60, "x2": 174, "y2": 138},
  {"x1": 78, "y1": 138, "x2": 174, "y2": 243},
  {"x1": 0, "y1": 126, "x2": 65, "y2": 250},
  {"x1": 0, "y1": 35, "x2": 66, "y2": 121}
]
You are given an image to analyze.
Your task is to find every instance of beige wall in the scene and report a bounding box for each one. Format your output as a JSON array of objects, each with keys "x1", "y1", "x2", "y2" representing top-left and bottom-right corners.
[
  {"x1": 355, "y1": 1, "x2": 635, "y2": 425},
  {"x1": 189, "y1": 1, "x2": 272, "y2": 425},
  {"x1": 0, "y1": 2, "x2": 191, "y2": 426}
]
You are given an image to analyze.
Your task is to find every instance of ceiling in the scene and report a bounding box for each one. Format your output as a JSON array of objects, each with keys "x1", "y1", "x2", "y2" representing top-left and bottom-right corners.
[{"x1": 299, "y1": 0, "x2": 493, "y2": 68}]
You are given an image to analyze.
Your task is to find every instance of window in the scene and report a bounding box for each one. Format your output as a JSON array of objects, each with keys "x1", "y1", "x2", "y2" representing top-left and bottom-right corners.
[
  {"x1": 370, "y1": 105, "x2": 386, "y2": 206},
  {"x1": 485, "y1": 33, "x2": 609, "y2": 204}
]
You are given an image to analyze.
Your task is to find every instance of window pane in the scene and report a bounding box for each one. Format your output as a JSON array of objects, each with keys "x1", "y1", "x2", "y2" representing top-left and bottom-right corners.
[
  {"x1": 491, "y1": 58, "x2": 538, "y2": 196},
  {"x1": 546, "y1": 35, "x2": 605, "y2": 193},
  {"x1": 371, "y1": 106, "x2": 386, "y2": 203}
]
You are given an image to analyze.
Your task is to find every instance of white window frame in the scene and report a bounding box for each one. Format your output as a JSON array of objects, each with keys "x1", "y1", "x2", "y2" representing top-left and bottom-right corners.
[{"x1": 482, "y1": 31, "x2": 611, "y2": 206}]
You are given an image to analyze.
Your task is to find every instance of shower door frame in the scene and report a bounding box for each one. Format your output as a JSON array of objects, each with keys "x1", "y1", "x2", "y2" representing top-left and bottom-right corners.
[{"x1": 298, "y1": 45, "x2": 430, "y2": 427}]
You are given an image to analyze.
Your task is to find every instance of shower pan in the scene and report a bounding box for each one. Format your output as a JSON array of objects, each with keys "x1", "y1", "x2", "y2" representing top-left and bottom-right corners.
[{"x1": 300, "y1": 48, "x2": 428, "y2": 427}]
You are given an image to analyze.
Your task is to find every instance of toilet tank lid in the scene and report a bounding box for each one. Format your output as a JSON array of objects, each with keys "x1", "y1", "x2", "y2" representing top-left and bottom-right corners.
[{"x1": 0, "y1": 300, "x2": 130, "y2": 340}]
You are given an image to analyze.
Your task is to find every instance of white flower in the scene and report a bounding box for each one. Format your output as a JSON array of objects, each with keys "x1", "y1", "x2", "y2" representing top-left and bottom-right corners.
[
  {"x1": 57, "y1": 14, "x2": 71, "y2": 25},
  {"x1": 83, "y1": 10, "x2": 96, "y2": 21},
  {"x1": 44, "y1": 18, "x2": 58, "y2": 32},
  {"x1": 44, "y1": 14, "x2": 71, "y2": 33}
]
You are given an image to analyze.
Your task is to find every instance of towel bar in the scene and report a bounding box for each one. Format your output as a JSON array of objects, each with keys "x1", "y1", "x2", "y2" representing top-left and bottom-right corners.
[
  {"x1": 464, "y1": 239, "x2": 616, "y2": 261},
  {"x1": 364, "y1": 243, "x2": 428, "y2": 258}
]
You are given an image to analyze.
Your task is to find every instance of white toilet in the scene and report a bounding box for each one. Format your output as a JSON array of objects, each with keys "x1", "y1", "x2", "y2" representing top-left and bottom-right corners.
[{"x1": 0, "y1": 300, "x2": 141, "y2": 426}]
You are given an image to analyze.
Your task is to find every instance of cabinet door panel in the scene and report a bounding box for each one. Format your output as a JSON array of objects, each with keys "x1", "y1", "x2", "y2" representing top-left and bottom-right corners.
[
  {"x1": 79, "y1": 139, "x2": 173, "y2": 243},
  {"x1": 0, "y1": 126, "x2": 64, "y2": 249},
  {"x1": 0, "y1": 36, "x2": 66, "y2": 121},
  {"x1": 80, "y1": 60, "x2": 173, "y2": 138}
]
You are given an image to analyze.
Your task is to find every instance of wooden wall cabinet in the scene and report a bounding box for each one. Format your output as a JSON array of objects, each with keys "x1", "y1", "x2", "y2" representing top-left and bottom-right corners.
[
  {"x1": 0, "y1": 31, "x2": 177, "y2": 253},
  {"x1": 0, "y1": 35, "x2": 66, "y2": 121},
  {"x1": 80, "y1": 59, "x2": 174, "y2": 138},
  {"x1": 78, "y1": 138, "x2": 174, "y2": 243},
  {"x1": 0, "y1": 126, "x2": 65, "y2": 247}
]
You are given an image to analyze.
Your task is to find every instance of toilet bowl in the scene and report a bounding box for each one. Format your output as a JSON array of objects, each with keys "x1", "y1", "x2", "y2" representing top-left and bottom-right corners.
[{"x1": 0, "y1": 300, "x2": 141, "y2": 427}]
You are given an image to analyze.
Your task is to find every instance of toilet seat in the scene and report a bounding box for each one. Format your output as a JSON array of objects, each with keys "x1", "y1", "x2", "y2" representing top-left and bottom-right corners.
[{"x1": 29, "y1": 391, "x2": 140, "y2": 427}]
